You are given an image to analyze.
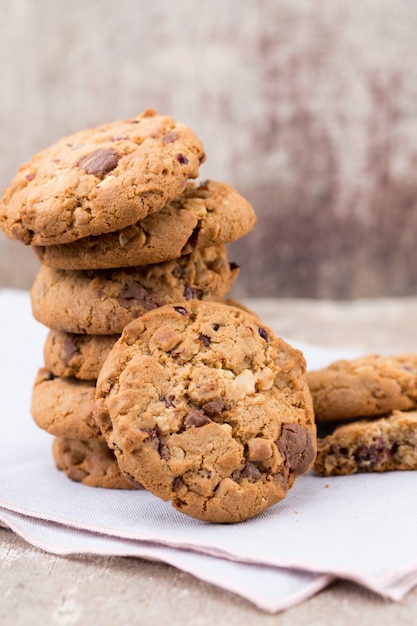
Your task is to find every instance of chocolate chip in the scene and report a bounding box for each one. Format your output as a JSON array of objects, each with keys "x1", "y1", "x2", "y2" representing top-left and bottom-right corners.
[
  {"x1": 159, "y1": 443, "x2": 170, "y2": 460},
  {"x1": 229, "y1": 262, "x2": 240, "y2": 271},
  {"x1": 212, "y1": 323, "x2": 220, "y2": 331},
  {"x1": 183, "y1": 286, "x2": 203, "y2": 300},
  {"x1": 197, "y1": 334, "x2": 211, "y2": 347},
  {"x1": 25, "y1": 172, "x2": 36, "y2": 181},
  {"x1": 164, "y1": 394, "x2": 176, "y2": 408},
  {"x1": 177, "y1": 153, "x2": 189, "y2": 165},
  {"x1": 162, "y1": 131, "x2": 179, "y2": 143},
  {"x1": 277, "y1": 423, "x2": 315, "y2": 476},
  {"x1": 202, "y1": 398, "x2": 227, "y2": 416},
  {"x1": 118, "y1": 283, "x2": 164, "y2": 310},
  {"x1": 354, "y1": 437, "x2": 391, "y2": 470},
  {"x1": 173, "y1": 476, "x2": 186, "y2": 492},
  {"x1": 78, "y1": 148, "x2": 119, "y2": 177},
  {"x1": 198, "y1": 152, "x2": 206, "y2": 164},
  {"x1": 240, "y1": 462, "x2": 262, "y2": 482},
  {"x1": 258, "y1": 327, "x2": 269, "y2": 342},
  {"x1": 173, "y1": 306, "x2": 189, "y2": 316},
  {"x1": 184, "y1": 410, "x2": 212, "y2": 428},
  {"x1": 63, "y1": 334, "x2": 81, "y2": 364}
]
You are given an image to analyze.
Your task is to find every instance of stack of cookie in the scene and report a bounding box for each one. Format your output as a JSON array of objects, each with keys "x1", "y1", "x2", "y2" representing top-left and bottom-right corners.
[
  {"x1": 0, "y1": 110, "x2": 256, "y2": 490},
  {"x1": 307, "y1": 354, "x2": 417, "y2": 476}
]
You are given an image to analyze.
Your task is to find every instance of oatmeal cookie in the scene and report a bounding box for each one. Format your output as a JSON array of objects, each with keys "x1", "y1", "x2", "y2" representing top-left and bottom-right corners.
[
  {"x1": 96, "y1": 300, "x2": 316, "y2": 523},
  {"x1": 307, "y1": 353, "x2": 417, "y2": 422}
]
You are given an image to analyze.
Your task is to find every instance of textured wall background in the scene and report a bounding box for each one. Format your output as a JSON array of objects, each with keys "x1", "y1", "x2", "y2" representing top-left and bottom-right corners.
[{"x1": 1, "y1": 0, "x2": 417, "y2": 297}]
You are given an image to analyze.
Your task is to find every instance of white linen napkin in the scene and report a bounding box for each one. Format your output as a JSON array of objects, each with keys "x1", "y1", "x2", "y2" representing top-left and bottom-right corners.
[{"x1": 0, "y1": 289, "x2": 416, "y2": 613}]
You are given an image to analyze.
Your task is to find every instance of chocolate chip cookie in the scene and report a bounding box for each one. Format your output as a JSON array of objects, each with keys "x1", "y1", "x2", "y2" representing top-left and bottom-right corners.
[
  {"x1": 314, "y1": 410, "x2": 417, "y2": 476},
  {"x1": 31, "y1": 245, "x2": 239, "y2": 335},
  {"x1": 95, "y1": 300, "x2": 316, "y2": 523},
  {"x1": 0, "y1": 109, "x2": 205, "y2": 245},
  {"x1": 307, "y1": 353, "x2": 417, "y2": 422},
  {"x1": 44, "y1": 331, "x2": 118, "y2": 380},
  {"x1": 52, "y1": 437, "x2": 138, "y2": 489},
  {"x1": 31, "y1": 368, "x2": 101, "y2": 440},
  {"x1": 34, "y1": 180, "x2": 256, "y2": 269}
]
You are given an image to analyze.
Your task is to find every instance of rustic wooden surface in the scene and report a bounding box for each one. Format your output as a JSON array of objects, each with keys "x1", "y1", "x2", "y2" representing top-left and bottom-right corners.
[
  {"x1": 1, "y1": 0, "x2": 417, "y2": 297},
  {"x1": 1, "y1": 295, "x2": 417, "y2": 625}
]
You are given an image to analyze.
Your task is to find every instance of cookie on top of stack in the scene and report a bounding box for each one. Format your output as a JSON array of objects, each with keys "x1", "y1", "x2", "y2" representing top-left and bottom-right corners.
[
  {"x1": 307, "y1": 354, "x2": 417, "y2": 476},
  {"x1": 0, "y1": 109, "x2": 317, "y2": 522}
]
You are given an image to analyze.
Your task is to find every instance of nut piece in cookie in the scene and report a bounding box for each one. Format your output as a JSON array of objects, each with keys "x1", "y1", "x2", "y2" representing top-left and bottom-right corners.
[
  {"x1": 314, "y1": 410, "x2": 417, "y2": 476},
  {"x1": 96, "y1": 300, "x2": 316, "y2": 523}
]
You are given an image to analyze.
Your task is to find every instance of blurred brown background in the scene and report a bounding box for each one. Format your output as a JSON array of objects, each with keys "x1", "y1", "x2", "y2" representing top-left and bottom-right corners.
[{"x1": 1, "y1": 0, "x2": 417, "y2": 299}]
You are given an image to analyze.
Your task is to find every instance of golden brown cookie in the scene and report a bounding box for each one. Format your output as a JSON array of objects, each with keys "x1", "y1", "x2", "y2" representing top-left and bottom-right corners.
[
  {"x1": 31, "y1": 368, "x2": 101, "y2": 440},
  {"x1": 30, "y1": 245, "x2": 239, "y2": 335},
  {"x1": 52, "y1": 437, "x2": 138, "y2": 489},
  {"x1": 33, "y1": 180, "x2": 256, "y2": 269},
  {"x1": 307, "y1": 353, "x2": 417, "y2": 422},
  {"x1": 0, "y1": 109, "x2": 205, "y2": 245},
  {"x1": 314, "y1": 410, "x2": 417, "y2": 476},
  {"x1": 44, "y1": 331, "x2": 118, "y2": 380},
  {"x1": 96, "y1": 301, "x2": 316, "y2": 523}
]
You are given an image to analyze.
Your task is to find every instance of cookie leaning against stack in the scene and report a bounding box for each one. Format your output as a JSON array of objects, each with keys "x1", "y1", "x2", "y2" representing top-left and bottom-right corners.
[
  {"x1": 0, "y1": 109, "x2": 259, "y2": 497},
  {"x1": 307, "y1": 353, "x2": 417, "y2": 476},
  {"x1": 95, "y1": 300, "x2": 316, "y2": 523}
]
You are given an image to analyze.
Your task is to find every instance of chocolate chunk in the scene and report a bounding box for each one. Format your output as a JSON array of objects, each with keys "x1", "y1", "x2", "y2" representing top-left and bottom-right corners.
[
  {"x1": 183, "y1": 286, "x2": 203, "y2": 300},
  {"x1": 159, "y1": 443, "x2": 170, "y2": 460},
  {"x1": 184, "y1": 410, "x2": 212, "y2": 428},
  {"x1": 78, "y1": 148, "x2": 119, "y2": 177},
  {"x1": 63, "y1": 334, "x2": 81, "y2": 364},
  {"x1": 162, "y1": 131, "x2": 179, "y2": 143},
  {"x1": 354, "y1": 437, "x2": 391, "y2": 470},
  {"x1": 277, "y1": 423, "x2": 315, "y2": 475},
  {"x1": 173, "y1": 476, "x2": 186, "y2": 492},
  {"x1": 177, "y1": 153, "x2": 189, "y2": 165},
  {"x1": 173, "y1": 306, "x2": 189, "y2": 316},
  {"x1": 240, "y1": 462, "x2": 262, "y2": 482},
  {"x1": 118, "y1": 283, "x2": 164, "y2": 310},
  {"x1": 258, "y1": 327, "x2": 269, "y2": 342},
  {"x1": 164, "y1": 394, "x2": 176, "y2": 408},
  {"x1": 197, "y1": 334, "x2": 211, "y2": 347},
  {"x1": 202, "y1": 398, "x2": 227, "y2": 416}
]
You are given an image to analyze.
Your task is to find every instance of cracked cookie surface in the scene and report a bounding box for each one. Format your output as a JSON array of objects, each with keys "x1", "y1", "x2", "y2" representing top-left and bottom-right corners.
[
  {"x1": 96, "y1": 300, "x2": 316, "y2": 523},
  {"x1": 307, "y1": 353, "x2": 417, "y2": 422},
  {"x1": 314, "y1": 410, "x2": 417, "y2": 476},
  {"x1": 31, "y1": 245, "x2": 238, "y2": 335},
  {"x1": 34, "y1": 180, "x2": 256, "y2": 269},
  {"x1": 31, "y1": 368, "x2": 102, "y2": 440},
  {"x1": 52, "y1": 437, "x2": 138, "y2": 489},
  {"x1": 0, "y1": 109, "x2": 205, "y2": 245}
]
